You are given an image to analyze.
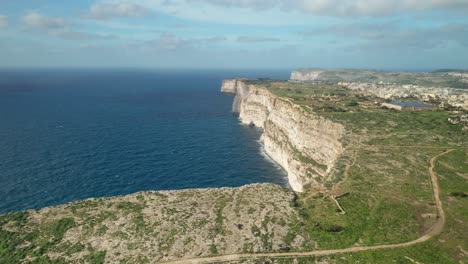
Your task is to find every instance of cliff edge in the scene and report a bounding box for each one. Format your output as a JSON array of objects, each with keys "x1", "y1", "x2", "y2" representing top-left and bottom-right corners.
[
  {"x1": 221, "y1": 79, "x2": 345, "y2": 192},
  {"x1": 0, "y1": 183, "x2": 311, "y2": 263}
]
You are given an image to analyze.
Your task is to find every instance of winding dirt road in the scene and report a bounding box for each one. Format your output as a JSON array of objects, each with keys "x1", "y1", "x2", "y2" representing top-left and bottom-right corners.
[{"x1": 161, "y1": 150, "x2": 454, "y2": 264}]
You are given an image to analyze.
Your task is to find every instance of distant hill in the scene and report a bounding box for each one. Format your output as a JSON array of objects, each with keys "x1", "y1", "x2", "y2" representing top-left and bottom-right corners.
[
  {"x1": 432, "y1": 69, "x2": 468, "y2": 73},
  {"x1": 291, "y1": 69, "x2": 468, "y2": 89}
]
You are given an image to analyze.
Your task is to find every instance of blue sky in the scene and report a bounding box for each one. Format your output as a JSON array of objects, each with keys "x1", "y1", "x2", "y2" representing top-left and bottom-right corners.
[{"x1": 1, "y1": 0, "x2": 468, "y2": 69}]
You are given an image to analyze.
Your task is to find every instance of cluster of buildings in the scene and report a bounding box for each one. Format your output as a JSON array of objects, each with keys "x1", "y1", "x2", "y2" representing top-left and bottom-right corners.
[
  {"x1": 447, "y1": 72, "x2": 468, "y2": 80},
  {"x1": 338, "y1": 82, "x2": 468, "y2": 110}
]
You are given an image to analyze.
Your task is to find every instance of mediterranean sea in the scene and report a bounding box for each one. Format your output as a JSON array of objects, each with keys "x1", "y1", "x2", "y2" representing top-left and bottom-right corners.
[{"x1": 0, "y1": 69, "x2": 289, "y2": 214}]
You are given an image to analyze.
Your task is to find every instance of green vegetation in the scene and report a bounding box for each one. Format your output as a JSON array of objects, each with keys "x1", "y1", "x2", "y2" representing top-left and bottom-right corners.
[
  {"x1": 325, "y1": 110, "x2": 466, "y2": 147},
  {"x1": 116, "y1": 202, "x2": 144, "y2": 214},
  {"x1": 249, "y1": 79, "x2": 382, "y2": 115},
  {"x1": 214, "y1": 195, "x2": 229, "y2": 236},
  {"x1": 266, "y1": 80, "x2": 467, "y2": 262},
  {"x1": 0, "y1": 214, "x2": 76, "y2": 264},
  {"x1": 209, "y1": 244, "x2": 218, "y2": 255},
  {"x1": 271, "y1": 149, "x2": 467, "y2": 263},
  {"x1": 294, "y1": 68, "x2": 468, "y2": 88},
  {"x1": 50, "y1": 218, "x2": 76, "y2": 242},
  {"x1": 65, "y1": 243, "x2": 85, "y2": 255},
  {"x1": 0, "y1": 193, "x2": 156, "y2": 263},
  {"x1": 431, "y1": 150, "x2": 468, "y2": 261},
  {"x1": 242, "y1": 241, "x2": 457, "y2": 264},
  {"x1": 291, "y1": 146, "x2": 328, "y2": 171},
  {"x1": 82, "y1": 250, "x2": 106, "y2": 264}
]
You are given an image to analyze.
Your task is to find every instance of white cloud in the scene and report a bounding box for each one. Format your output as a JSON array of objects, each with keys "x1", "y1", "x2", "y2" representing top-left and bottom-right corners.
[
  {"x1": 188, "y1": 0, "x2": 468, "y2": 17},
  {"x1": 196, "y1": 36, "x2": 227, "y2": 43},
  {"x1": 82, "y1": 3, "x2": 148, "y2": 20},
  {"x1": 156, "y1": 32, "x2": 188, "y2": 50},
  {"x1": 137, "y1": 33, "x2": 228, "y2": 52},
  {"x1": 0, "y1": 15, "x2": 8, "y2": 28},
  {"x1": 294, "y1": 0, "x2": 468, "y2": 17},
  {"x1": 116, "y1": 0, "x2": 468, "y2": 24},
  {"x1": 237, "y1": 36, "x2": 281, "y2": 43},
  {"x1": 188, "y1": 0, "x2": 278, "y2": 11},
  {"x1": 302, "y1": 22, "x2": 468, "y2": 51},
  {"x1": 21, "y1": 12, "x2": 69, "y2": 30},
  {"x1": 21, "y1": 12, "x2": 117, "y2": 40},
  {"x1": 107, "y1": 0, "x2": 334, "y2": 25},
  {"x1": 137, "y1": 33, "x2": 192, "y2": 51}
]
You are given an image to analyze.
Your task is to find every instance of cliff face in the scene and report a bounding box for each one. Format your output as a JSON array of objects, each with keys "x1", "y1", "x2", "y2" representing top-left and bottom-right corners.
[
  {"x1": 290, "y1": 70, "x2": 323, "y2": 82},
  {"x1": 222, "y1": 79, "x2": 249, "y2": 112},
  {"x1": 220, "y1": 79, "x2": 239, "y2": 93},
  {"x1": 222, "y1": 79, "x2": 345, "y2": 192}
]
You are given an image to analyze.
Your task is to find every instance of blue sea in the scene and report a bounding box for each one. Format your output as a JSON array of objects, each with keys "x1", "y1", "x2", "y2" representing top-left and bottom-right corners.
[{"x1": 0, "y1": 69, "x2": 290, "y2": 214}]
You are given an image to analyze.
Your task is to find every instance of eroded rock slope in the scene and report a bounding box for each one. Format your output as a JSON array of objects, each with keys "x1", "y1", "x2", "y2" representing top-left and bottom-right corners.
[
  {"x1": 222, "y1": 79, "x2": 345, "y2": 192},
  {"x1": 1, "y1": 184, "x2": 310, "y2": 263}
]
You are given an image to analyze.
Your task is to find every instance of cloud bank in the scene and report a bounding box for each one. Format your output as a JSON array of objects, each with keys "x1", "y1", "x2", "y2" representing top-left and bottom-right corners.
[
  {"x1": 121, "y1": 0, "x2": 468, "y2": 23},
  {"x1": 301, "y1": 22, "x2": 468, "y2": 50},
  {"x1": 21, "y1": 12, "x2": 116, "y2": 40},
  {"x1": 0, "y1": 15, "x2": 8, "y2": 28},
  {"x1": 1, "y1": 1, "x2": 467, "y2": 69},
  {"x1": 82, "y1": 3, "x2": 148, "y2": 20},
  {"x1": 187, "y1": 0, "x2": 468, "y2": 17},
  {"x1": 237, "y1": 36, "x2": 281, "y2": 43}
]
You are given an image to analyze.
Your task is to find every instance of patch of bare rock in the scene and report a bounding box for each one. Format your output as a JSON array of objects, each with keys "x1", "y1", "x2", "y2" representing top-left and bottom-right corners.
[{"x1": 24, "y1": 183, "x2": 309, "y2": 263}]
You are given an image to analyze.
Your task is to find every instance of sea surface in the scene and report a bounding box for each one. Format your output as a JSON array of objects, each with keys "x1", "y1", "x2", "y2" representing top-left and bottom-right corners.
[{"x1": 0, "y1": 69, "x2": 290, "y2": 214}]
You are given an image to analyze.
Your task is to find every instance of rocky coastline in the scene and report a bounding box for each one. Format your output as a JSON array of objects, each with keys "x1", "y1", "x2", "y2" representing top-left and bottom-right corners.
[{"x1": 222, "y1": 79, "x2": 345, "y2": 192}]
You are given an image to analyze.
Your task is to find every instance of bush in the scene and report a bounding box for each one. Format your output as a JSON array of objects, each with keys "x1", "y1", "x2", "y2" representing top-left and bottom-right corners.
[
  {"x1": 450, "y1": 192, "x2": 467, "y2": 198},
  {"x1": 326, "y1": 225, "x2": 344, "y2": 232}
]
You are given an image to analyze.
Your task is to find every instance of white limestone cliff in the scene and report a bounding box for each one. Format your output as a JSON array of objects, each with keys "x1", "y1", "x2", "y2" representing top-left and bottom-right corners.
[
  {"x1": 290, "y1": 70, "x2": 323, "y2": 82},
  {"x1": 221, "y1": 79, "x2": 345, "y2": 192}
]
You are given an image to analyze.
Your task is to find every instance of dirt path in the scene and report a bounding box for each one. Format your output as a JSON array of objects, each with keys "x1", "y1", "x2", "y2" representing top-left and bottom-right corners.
[
  {"x1": 360, "y1": 145, "x2": 454, "y2": 149},
  {"x1": 160, "y1": 150, "x2": 454, "y2": 264}
]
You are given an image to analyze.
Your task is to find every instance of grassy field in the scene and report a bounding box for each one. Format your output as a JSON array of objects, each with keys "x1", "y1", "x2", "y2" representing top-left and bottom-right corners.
[
  {"x1": 246, "y1": 79, "x2": 367, "y2": 114},
  {"x1": 267, "y1": 81, "x2": 467, "y2": 263},
  {"x1": 238, "y1": 150, "x2": 467, "y2": 263},
  {"x1": 292, "y1": 69, "x2": 468, "y2": 88}
]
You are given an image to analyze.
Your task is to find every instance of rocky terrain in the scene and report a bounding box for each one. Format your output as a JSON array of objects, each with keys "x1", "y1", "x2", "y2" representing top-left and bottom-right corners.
[
  {"x1": 341, "y1": 82, "x2": 467, "y2": 109},
  {"x1": 0, "y1": 184, "x2": 312, "y2": 263},
  {"x1": 222, "y1": 79, "x2": 345, "y2": 192},
  {"x1": 291, "y1": 69, "x2": 468, "y2": 110}
]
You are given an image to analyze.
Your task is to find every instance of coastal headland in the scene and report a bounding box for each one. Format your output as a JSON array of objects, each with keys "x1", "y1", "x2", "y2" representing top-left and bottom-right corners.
[
  {"x1": 221, "y1": 78, "x2": 345, "y2": 192},
  {"x1": 1, "y1": 69, "x2": 467, "y2": 263}
]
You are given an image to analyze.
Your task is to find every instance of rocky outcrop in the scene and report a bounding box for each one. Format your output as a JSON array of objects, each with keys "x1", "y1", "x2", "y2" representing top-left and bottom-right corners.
[
  {"x1": 222, "y1": 79, "x2": 249, "y2": 112},
  {"x1": 222, "y1": 80, "x2": 345, "y2": 192},
  {"x1": 221, "y1": 79, "x2": 240, "y2": 93},
  {"x1": 290, "y1": 70, "x2": 323, "y2": 82},
  {"x1": 1, "y1": 183, "x2": 311, "y2": 263}
]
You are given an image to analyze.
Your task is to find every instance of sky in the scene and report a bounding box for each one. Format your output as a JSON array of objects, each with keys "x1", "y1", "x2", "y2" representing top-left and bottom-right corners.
[{"x1": 0, "y1": 0, "x2": 468, "y2": 70}]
